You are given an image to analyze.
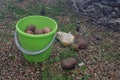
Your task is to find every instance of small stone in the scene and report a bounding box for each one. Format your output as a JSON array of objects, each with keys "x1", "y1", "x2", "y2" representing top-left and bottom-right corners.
[
  {"x1": 71, "y1": 43, "x2": 79, "y2": 51},
  {"x1": 78, "y1": 62, "x2": 85, "y2": 67},
  {"x1": 95, "y1": 35, "x2": 102, "y2": 40},
  {"x1": 76, "y1": 26, "x2": 80, "y2": 32},
  {"x1": 36, "y1": 71, "x2": 40, "y2": 74},
  {"x1": 56, "y1": 31, "x2": 75, "y2": 46},
  {"x1": 78, "y1": 39, "x2": 88, "y2": 49},
  {"x1": 61, "y1": 57, "x2": 77, "y2": 70}
]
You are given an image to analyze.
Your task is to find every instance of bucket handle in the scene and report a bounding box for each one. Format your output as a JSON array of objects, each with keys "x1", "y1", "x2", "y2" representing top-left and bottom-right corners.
[{"x1": 14, "y1": 31, "x2": 56, "y2": 55}]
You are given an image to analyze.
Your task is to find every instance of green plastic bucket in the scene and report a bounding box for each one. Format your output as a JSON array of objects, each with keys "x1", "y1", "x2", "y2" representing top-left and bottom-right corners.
[{"x1": 15, "y1": 16, "x2": 58, "y2": 62}]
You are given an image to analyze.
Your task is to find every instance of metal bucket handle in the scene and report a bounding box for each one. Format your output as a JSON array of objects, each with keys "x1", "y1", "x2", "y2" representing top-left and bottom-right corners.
[{"x1": 14, "y1": 31, "x2": 56, "y2": 55}]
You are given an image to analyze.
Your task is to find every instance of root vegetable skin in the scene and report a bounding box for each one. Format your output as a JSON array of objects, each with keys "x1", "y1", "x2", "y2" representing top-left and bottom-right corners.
[
  {"x1": 34, "y1": 29, "x2": 43, "y2": 34},
  {"x1": 78, "y1": 39, "x2": 88, "y2": 49},
  {"x1": 42, "y1": 27, "x2": 51, "y2": 34},
  {"x1": 61, "y1": 58, "x2": 77, "y2": 70},
  {"x1": 26, "y1": 31, "x2": 33, "y2": 34},
  {"x1": 26, "y1": 25, "x2": 35, "y2": 32},
  {"x1": 25, "y1": 25, "x2": 51, "y2": 35}
]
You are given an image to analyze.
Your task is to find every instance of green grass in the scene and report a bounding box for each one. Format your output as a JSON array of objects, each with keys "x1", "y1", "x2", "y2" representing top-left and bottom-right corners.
[
  {"x1": 2, "y1": 0, "x2": 118, "y2": 80},
  {"x1": 46, "y1": 0, "x2": 67, "y2": 17},
  {"x1": 79, "y1": 74, "x2": 91, "y2": 80},
  {"x1": 0, "y1": 31, "x2": 13, "y2": 42},
  {"x1": 7, "y1": 4, "x2": 33, "y2": 20},
  {"x1": 81, "y1": 65, "x2": 87, "y2": 74},
  {"x1": 52, "y1": 75, "x2": 73, "y2": 80},
  {"x1": 103, "y1": 51, "x2": 120, "y2": 62},
  {"x1": 8, "y1": 5, "x2": 29, "y2": 15},
  {"x1": 48, "y1": 57, "x2": 60, "y2": 63},
  {"x1": 102, "y1": 42, "x2": 113, "y2": 51},
  {"x1": 59, "y1": 47, "x2": 79, "y2": 60},
  {"x1": 103, "y1": 32, "x2": 113, "y2": 38},
  {"x1": 79, "y1": 65, "x2": 91, "y2": 80},
  {"x1": 58, "y1": 23, "x2": 77, "y2": 32},
  {"x1": 41, "y1": 62, "x2": 73, "y2": 80},
  {"x1": 1, "y1": 0, "x2": 78, "y2": 32}
]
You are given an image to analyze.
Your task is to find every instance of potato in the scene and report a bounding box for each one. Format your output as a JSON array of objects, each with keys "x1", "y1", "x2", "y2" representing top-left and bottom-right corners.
[
  {"x1": 34, "y1": 28, "x2": 43, "y2": 34},
  {"x1": 78, "y1": 39, "x2": 88, "y2": 49},
  {"x1": 61, "y1": 57, "x2": 77, "y2": 70},
  {"x1": 26, "y1": 25, "x2": 35, "y2": 32},
  {"x1": 26, "y1": 30, "x2": 33, "y2": 34},
  {"x1": 42, "y1": 27, "x2": 51, "y2": 34}
]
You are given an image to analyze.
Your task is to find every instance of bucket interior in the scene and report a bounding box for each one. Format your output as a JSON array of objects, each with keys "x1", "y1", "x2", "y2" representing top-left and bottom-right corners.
[{"x1": 16, "y1": 16, "x2": 57, "y2": 38}]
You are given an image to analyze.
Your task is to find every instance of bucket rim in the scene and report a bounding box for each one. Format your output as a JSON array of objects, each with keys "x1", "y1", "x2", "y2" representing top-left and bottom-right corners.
[{"x1": 16, "y1": 15, "x2": 58, "y2": 38}]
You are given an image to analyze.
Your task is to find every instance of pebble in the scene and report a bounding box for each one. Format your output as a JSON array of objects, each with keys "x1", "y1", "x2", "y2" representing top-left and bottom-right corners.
[
  {"x1": 71, "y1": 43, "x2": 79, "y2": 51},
  {"x1": 95, "y1": 35, "x2": 102, "y2": 40},
  {"x1": 78, "y1": 62, "x2": 85, "y2": 67}
]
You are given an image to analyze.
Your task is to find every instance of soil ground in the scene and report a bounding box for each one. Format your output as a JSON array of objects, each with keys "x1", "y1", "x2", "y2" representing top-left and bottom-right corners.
[{"x1": 0, "y1": 0, "x2": 120, "y2": 80}]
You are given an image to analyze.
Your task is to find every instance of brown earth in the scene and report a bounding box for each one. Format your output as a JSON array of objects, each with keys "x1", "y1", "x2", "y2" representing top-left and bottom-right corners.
[{"x1": 0, "y1": 0, "x2": 120, "y2": 80}]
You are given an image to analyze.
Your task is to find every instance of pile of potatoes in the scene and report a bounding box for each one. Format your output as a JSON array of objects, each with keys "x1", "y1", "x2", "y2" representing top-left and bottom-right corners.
[{"x1": 25, "y1": 25, "x2": 51, "y2": 34}]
